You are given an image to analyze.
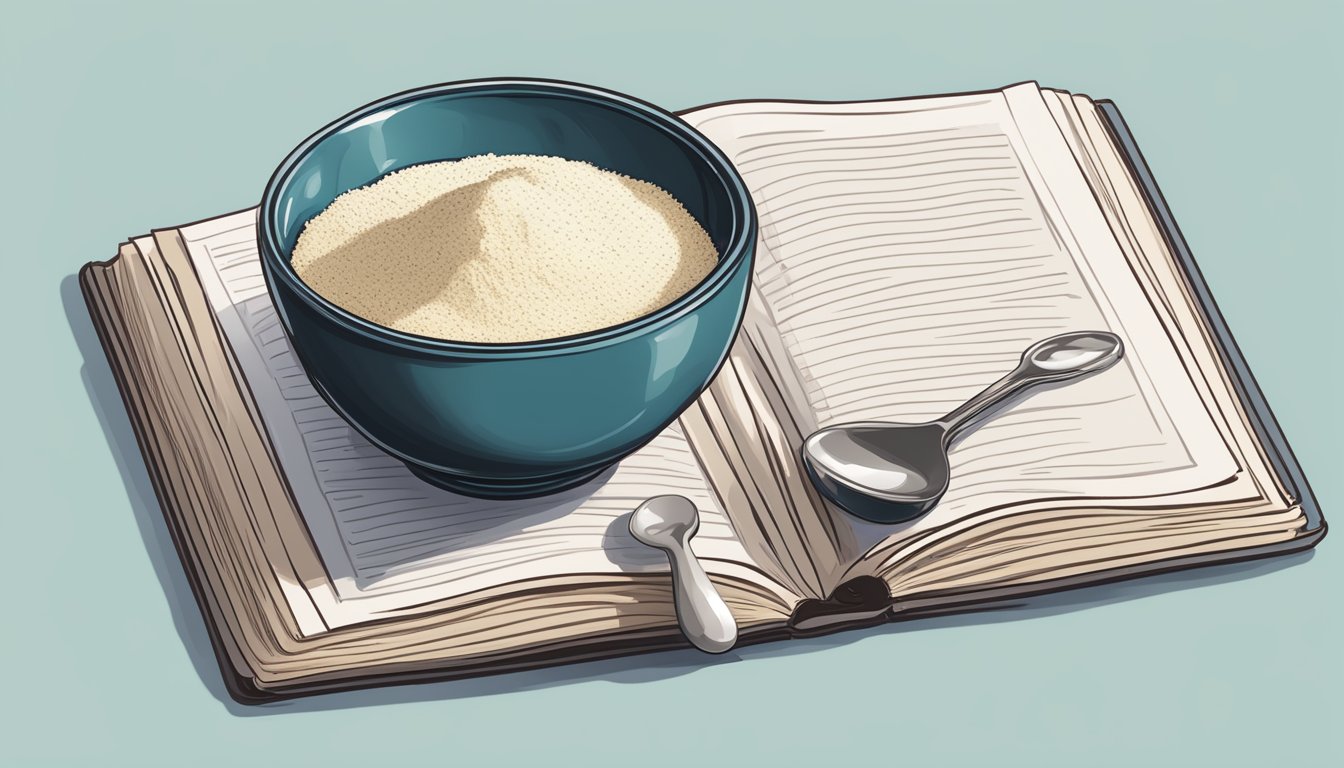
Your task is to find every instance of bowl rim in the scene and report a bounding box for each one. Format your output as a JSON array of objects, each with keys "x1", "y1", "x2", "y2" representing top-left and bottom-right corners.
[{"x1": 258, "y1": 77, "x2": 756, "y2": 359}]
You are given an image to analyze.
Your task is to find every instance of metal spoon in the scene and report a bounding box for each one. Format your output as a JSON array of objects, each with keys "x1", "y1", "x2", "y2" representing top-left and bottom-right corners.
[
  {"x1": 629, "y1": 495, "x2": 738, "y2": 653},
  {"x1": 801, "y1": 331, "x2": 1124, "y2": 524}
]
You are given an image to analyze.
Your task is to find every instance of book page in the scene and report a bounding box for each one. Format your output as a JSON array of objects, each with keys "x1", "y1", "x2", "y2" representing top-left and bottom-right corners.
[
  {"x1": 177, "y1": 212, "x2": 794, "y2": 629},
  {"x1": 1047, "y1": 90, "x2": 1285, "y2": 505},
  {"x1": 686, "y1": 84, "x2": 1241, "y2": 555}
]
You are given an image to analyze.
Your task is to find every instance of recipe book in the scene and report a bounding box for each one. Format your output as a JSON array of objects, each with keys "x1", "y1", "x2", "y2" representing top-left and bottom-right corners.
[{"x1": 80, "y1": 82, "x2": 1324, "y2": 702}]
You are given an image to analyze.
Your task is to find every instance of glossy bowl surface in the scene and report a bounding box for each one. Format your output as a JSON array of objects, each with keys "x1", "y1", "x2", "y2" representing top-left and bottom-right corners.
[{"x1": 259, "y1": 79, "x2": 756, "y2": 497}]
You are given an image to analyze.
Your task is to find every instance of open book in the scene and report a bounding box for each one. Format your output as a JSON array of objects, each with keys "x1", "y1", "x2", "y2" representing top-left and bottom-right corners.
[{"x1": 81, "y1": 83, "x2": 1324, "y2": 701}]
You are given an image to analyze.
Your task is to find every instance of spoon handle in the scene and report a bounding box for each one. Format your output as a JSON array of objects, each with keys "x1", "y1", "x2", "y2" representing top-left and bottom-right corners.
[
  {"x1": 939, "y1": 330, "x2": 1124, "y2": 440},
  {"x1": 665, "y1": 540, "x2": 738, "y2": 653}
]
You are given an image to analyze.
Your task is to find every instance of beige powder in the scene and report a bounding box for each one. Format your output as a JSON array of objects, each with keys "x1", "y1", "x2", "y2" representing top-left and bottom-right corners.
[{"x1": 290, "y1": 154, "x2": 719, "y2": 343}]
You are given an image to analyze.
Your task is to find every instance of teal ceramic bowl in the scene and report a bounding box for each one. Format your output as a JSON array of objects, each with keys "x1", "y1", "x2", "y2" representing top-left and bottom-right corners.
[{"x1": 259, "y1": 79, "x2": 756, "y2": 498}]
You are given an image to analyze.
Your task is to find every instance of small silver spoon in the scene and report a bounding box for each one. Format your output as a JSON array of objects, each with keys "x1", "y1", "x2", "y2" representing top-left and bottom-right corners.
[
  {"x1": 629, "y1": 495, "x2": 738, "y2": 653},
  {"x1": 802, "y1": 331, "x2": 1124, "y2": 524}
]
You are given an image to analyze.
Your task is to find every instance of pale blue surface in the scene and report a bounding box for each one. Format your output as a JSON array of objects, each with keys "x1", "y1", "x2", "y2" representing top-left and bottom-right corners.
[{"x1": 2, "y1": 1, "x2": 1340, "y2": 765}]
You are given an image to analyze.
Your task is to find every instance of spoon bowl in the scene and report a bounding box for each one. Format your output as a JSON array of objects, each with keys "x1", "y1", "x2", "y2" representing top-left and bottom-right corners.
[
  {"x1": 803, "y1": 422, "x2": 952, "y2": 523},
  {"x1": 629, "y1": 495, "x2": 700, "y2": 548}
]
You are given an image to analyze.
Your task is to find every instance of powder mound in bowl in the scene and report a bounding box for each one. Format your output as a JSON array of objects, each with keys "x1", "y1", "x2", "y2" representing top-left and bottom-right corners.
[{"x1": 289, "y1": 154, "x2": 720, "y2": 343}]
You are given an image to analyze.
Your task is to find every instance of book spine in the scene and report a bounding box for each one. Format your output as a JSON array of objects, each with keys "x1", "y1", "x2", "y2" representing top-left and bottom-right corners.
[{"x1": 788, "y1": 576, "x2": 892, "y2": 634}]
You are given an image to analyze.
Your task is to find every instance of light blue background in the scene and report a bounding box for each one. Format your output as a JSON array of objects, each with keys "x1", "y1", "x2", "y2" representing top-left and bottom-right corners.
[{"x1": 2, "y1": 1, "x2": 1339, "y2": 765}]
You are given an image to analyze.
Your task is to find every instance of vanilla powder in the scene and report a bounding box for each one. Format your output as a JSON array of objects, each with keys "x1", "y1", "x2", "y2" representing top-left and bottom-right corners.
[{"x1": 290, "y1": 154, "x2": 718, "y2": 343}]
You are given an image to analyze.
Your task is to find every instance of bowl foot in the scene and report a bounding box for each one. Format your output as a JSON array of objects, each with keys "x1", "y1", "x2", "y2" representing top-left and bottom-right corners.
[{"x1": 405, "y1": 463, "x2": 609, "y2": 500}]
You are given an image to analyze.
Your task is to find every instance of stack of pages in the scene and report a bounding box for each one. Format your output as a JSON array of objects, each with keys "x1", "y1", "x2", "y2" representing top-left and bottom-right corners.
[{"x1": 81, "y1": 82, "x2": 1323, "y2": 701}]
